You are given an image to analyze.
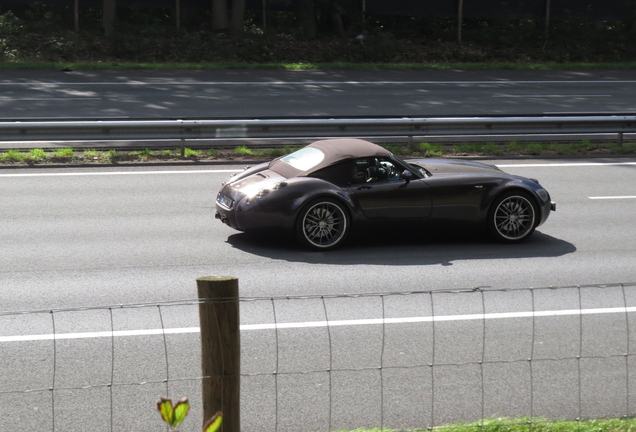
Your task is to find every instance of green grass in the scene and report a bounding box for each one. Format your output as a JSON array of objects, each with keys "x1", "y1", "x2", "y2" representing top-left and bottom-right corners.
[
  {"x1": 482, "y1": 142, "x2": 504, "y2": 155},
  {"x1": 452, "y1": 143, "x2": 485, "y2": 154},
  {"x1": 184, "y1": 148, "x2": 202, "y2": 157},
  {"x1": 0, "y1": 139, "x2": 633, "y2": 166},
  {"x1": 139, "y1": 148, "x2": 153, "y2": 157},
  {"x1": 545, "y1": 142, "x2": 564, "y2": 153},
  {"x1": 82, "y1": 149, "x2": 101, "y2": 159},
  {"x1": 131, "y1": 148, "x2": 153, "y2": 161},
  {"x1": 234, "y1": 146, "x2": 263, "y2": 156},
  {"x1": 105, "y1": 149, "x2": 118, "y2": 161},
  {"x1": 417, "y1": 142, "x2": 444, "y2": 157},
  {"x1": 340, "y1": 417, "x2": 636, "y2": 432},
  {"x1": 28, "y1": 148, "x2": 47, "y2": 161},
  {"x1": 5, "y1": 61, "x2": 636, "y2": 71},
  {"x1": 504, "y1": 141, "x2": 524, "y2": 153},
  {"x1": 283, "y1": 145, "x2": 301, "y2": 154},
  {"x1": 381, "y1": 144, "x2": 411, "y2": 156},
  {"x1": 52, "y1": 147, "x2": 75, "y2": 159},
  {"x1": 525, "y1": 143, "x2": 543, "y2": 155},
  {"x1": 617, "y1": 142, "x2": 636, "y2": 153},
  {"x1": 262, "y1": 148, "x2": 288, "y2": 158},
  {"x1": 1, "y1": 149, "x2": 26, "y2": 162}
]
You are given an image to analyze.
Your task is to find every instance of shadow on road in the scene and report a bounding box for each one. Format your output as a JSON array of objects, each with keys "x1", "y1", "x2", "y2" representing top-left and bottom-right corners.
[{"x1": 224, "y1": 223, "x2": 576, "y2": 266}]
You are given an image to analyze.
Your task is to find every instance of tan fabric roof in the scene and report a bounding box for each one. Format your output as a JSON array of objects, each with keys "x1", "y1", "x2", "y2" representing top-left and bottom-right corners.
[{"x1": 270, "y1": 139, "x2": 391, "y2": 178}]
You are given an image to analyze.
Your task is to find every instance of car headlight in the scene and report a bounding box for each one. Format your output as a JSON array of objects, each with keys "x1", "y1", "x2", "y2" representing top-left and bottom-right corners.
[{"x1": 245, "y1": 181, "x2": 288, "y2": 204}]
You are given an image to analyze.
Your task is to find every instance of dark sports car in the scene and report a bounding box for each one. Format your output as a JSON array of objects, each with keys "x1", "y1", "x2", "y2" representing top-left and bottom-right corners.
[{"x1": 215, "y1": 139, "x2": 556, "y2": 250}]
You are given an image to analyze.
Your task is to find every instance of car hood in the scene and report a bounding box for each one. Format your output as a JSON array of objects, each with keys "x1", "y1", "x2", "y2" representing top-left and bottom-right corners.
[
  {"x1": 227, "y1": 169, "x2": 286, "y2": 197},
  {"x1": 410, "y1": 159, "x2": 503, "y2": 175}
]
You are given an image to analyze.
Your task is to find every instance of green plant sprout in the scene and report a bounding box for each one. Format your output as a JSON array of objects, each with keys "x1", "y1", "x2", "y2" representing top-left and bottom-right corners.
[{"x1": 157, "y1": 397, "x2": 223, "y2": 432}]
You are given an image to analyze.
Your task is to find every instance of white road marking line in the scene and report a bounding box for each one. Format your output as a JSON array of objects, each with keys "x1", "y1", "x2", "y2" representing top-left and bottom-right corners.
[
  {"x1": 2, "y1": 306, "x2": 634, "y2": 343},
  {"x1": 492, "y1": 94, "x2": 612, "y2": 99},
  {"x1": 0, "y1": 161, "x2": 633, "y2": 178},
  {"x1": 497, "y1": 162, "x2": 636, "y2": 168},
  {"x1": 589, "y1": 196, "x2": 636, "y2": 200},
  {"x1": 0, "y1": 327, "x2": 200, "y2": 342},
  {"x1": 0, "y1": 97, "x2": 103, "y2": 101},
  {"x1": 492, "y1": 94, "x2": 611, "y2": 98},
  {"x1": 0, "y1": 169, "x2": 242, "y2": 177}
]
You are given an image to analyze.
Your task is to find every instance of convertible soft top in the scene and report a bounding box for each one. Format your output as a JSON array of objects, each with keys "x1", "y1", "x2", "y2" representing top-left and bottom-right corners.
[
  {"x1": 270, "y1": 138, "x2": 392, "y2": 177},
  {"x1": 310, "y1": 138, "x2": 391, "y2": 162}
]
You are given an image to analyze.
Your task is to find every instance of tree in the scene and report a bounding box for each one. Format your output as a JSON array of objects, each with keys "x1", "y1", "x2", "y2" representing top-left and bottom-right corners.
[
  {"x1": 74, "y1": 0, "x2": 79, "y2": 31},
  {"x1": 231, "y1": 0, "x2": 246, "y2": 34},
  {"x1": 211, "y1": 0, "x2": 230, "y2": 30},
  {"x1": 298, "y1": 0, "x2": 317, "y2": 39},
  {"x1": 211, "y1": 0, "x2": 245, "y2": 33},
  {"x1": 102, "y1": 0, "x2": 116, "y2": 34}
]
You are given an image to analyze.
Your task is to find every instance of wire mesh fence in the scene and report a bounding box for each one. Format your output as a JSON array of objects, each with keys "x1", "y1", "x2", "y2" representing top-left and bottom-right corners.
[{"x1": 2, "y1": 282, "x2": 636, "y2": 432}]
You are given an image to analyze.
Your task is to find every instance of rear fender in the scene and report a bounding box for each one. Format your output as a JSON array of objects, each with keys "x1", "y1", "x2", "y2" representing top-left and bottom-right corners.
[
  {"x1": 235, "y1": 177, "x2": 355, "y2": 232},
  {"x1": 287, "y1": 178, "x2": 357, "y2": 217}
]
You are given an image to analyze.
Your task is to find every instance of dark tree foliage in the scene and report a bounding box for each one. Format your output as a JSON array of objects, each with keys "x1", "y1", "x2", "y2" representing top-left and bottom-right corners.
[{"x1": 2, "y1": 0, "x2": 636, "y2": 63}]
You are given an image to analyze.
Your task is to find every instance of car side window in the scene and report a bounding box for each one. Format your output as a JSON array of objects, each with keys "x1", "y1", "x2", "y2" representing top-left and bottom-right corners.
[
  {"x1": 353, "y1": 158, "x2": 403, "y2": 183},
  {"x1": 310, "y1": 160, "x2": 355, "y2": 187}
]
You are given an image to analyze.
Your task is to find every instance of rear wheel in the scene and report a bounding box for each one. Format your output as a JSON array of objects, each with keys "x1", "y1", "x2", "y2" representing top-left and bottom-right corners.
[
  {"x1": 488, "y1": 192, "x2": 537, "y2": 242},
  {"x1": 296, "y1": 198, "x2": 350, "y2": 250}
]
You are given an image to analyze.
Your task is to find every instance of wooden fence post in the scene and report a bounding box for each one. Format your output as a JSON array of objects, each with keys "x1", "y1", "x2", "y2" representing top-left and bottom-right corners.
[{"x1": 197, "y1": 276, "x2": 240, "y2": 432}]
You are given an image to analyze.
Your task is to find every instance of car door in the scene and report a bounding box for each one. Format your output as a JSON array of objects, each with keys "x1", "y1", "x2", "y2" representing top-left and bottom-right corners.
[
  {"x1": 424, "y1": 175, "x2": 495, "y2": 221},
  {"x1": 351, "y1": 158, "x2": 432, "y2": 220}
]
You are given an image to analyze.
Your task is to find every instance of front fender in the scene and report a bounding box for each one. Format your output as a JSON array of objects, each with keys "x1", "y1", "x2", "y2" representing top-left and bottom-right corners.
[
  {"x1": 480, "y1": 177, "x2": 551, "y2": 224},
  {"x1": 480, "y1": 179, "x2": 527, "y2": 215}
]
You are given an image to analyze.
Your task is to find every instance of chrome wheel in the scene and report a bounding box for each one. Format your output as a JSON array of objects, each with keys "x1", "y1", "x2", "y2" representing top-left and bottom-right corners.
[
  {"x1": 490, "y1": 193, "x2": 536, "y2": 242},
  {"x1": 298, "y1": 200, "x2": 349, "y2": 249}
]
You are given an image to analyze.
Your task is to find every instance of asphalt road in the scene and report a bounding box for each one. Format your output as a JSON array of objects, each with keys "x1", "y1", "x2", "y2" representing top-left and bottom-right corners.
[
  {"x1": 1, "y1": 67, "x2": 636, "y2": 431},
  {"x1": 3, "y1": 69, "x2": 636, "y2": 120},
  {"x1": 1, "y1": 159, "x2": 635, "y2": 431}
]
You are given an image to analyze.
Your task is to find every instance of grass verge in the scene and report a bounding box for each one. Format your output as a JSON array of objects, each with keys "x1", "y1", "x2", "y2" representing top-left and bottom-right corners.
[
  {"x1": 0, "y1": 141, "x2": 634, "y2": 166},
  {"x1": 4, "y1": 61, "x2": 636, "y2": 71},
  {"x1": 346, "y1": 417, "x2": 636, "y2": 431}
]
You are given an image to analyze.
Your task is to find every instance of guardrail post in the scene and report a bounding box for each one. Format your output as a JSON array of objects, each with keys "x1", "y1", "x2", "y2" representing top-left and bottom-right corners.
[
  {"x1": 181, "y1": 138, "x2": 186, "y2": 157},
  {"x1": 408, "y1": 135, "x2": 419, "y2": 152},
  {"x1": 197, "y1": 276, "x2": 240, "y2": 432},
  {"x1": 618, "y1": 132, "x2": 624, "y2": 147}
]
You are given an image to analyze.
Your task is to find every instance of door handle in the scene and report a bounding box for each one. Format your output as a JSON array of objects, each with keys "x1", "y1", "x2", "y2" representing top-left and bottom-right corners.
[{"x1": 357, "y1": 186, "x2": 372, "y2": 190}]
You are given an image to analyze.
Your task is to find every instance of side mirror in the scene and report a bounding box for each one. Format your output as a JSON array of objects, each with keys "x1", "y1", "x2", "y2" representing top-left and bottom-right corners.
[{"x1": 401, "y1": 170, "x2": 413, "y2": 183}]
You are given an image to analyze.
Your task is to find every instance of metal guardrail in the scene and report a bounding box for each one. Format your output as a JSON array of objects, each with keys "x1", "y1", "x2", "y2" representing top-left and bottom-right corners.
[{"x1": 1, "y1": 115, "x2": 636, "y2": 147}]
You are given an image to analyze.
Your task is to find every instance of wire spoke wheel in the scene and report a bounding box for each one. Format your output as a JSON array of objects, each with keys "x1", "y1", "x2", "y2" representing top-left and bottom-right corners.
[
  {"x1": 298, "y1": 200, "x2": 349, "y2": 249},
  {"x1": 490, "y1": 193, "x2": 537, "y2": 242}
]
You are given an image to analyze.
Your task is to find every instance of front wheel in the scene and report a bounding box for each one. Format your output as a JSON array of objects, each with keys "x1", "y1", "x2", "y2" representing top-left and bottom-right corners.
[
  {"x1": 296, "y1": 198, "x2": 350, "y2": 250},
  {"x1": 488, "y1": 192, "x2": 538, "y2": 243}
]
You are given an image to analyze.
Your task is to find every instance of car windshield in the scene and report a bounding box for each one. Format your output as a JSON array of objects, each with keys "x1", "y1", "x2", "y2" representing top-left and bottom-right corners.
[
  {"x1": 278, "y1": 147, "x2": 325, "y2": 171},
  {"x1": 394, "y1": 155, "x2": 429, "y2": 178}
]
